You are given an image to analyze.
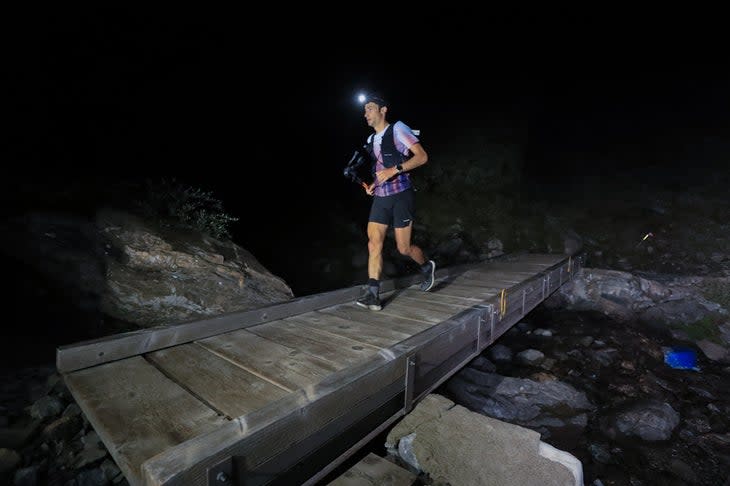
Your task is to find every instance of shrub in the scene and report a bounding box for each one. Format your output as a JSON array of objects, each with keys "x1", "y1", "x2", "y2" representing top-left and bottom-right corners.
[
  {"x1": 134, "y1": 178, "x2": 238, "y2": 239},
  {"x1": 672, "y1": 315, "x2": 722, "y2": 344}
]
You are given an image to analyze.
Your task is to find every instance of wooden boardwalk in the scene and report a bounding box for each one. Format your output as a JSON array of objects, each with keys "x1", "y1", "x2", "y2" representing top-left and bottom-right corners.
[{"x1": 56, "y1": 252, "x2": 581, "y2": 486}]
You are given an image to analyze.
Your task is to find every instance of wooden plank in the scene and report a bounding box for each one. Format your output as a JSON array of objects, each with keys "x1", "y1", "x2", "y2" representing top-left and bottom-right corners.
[
  {"x1": 198, "y1": 329, "x2": 339, "y2": 391},
  {"x1": 389, "y1": 308, "x2": 483, "y2": 357},
  {"x1": 63, "y1": 356, "x2": 228, "y2": 486},
  {"x1": 485, "y1": 253, "x2": 566, "y2": 266},
  {"x1": 57, "y1": 286, "x2": 362, "y2": 373},
  {"x1": 413, "y1": 313, "x2": 481, "y2": 399},
  {"x1": 431, "y1": 282, "x2": 500, "y2": 300},
  {"x1": 470, "y1": 265, "x2": 548, "y2": 277},
  {"x1": 545, "y1": 267, "x2": 565, "y2": 293},
  {"x1": 502, "y1": 253, "x2": 567, "y2": 265},
  {"x1": 378, "y1": 299, "x2": 461, "y2": 324},
  {"x1": 320, "y1": 305, "x2": 433, "y2": 336},
  {"x1": 326, "y1": 452, "x2": 417, "y2": 485},
  {"x1": 439, "y1": 277, "x2": 506, "y2": 295},
  {"x1": 458, "y1": 270, "x2": 525, "y2": 284},
  {"x1": 447, "y1": 274, "x2": 514, "y2": 289},
  {"x1": 482, "y1": 261, "x2": 557, "y2": 272},
  {"x1": 284, "y1": 312, "x2": 412, "y2": 349},
  {"x1": 146, "y1": 343, "x2": 289, "y2": 419},
  {"x1": 465, "y1": 267, "x2": 541, "y2": 279},
  {"x1": 143, "y1": 349, "x2": 408, "y2": 485},
  {"x1": 245, "y1": 319, "x2": 383, "y2": 368},
  {"x1": 388, "y1": 294, "x2": 474, "y2": 316},
  {"x1": 394, "y1": 288, "x2": 482, "y2": 308},
  {"x1": 480, "y1": 258, "x2": 550, "y2": 269},
  {"x1": 436, "y1": 279, "x2": 503, "y2": 294}
]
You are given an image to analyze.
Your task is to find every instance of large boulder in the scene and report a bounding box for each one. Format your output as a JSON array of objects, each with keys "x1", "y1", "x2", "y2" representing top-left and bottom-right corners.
[{"x1": 2, "y1": 208, "x2": 294, "y2": 334}]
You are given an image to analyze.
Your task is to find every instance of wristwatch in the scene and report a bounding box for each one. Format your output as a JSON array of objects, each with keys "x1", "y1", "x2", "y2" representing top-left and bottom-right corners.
[{"x1": 396, "y1": 164, "x2": 403, "y2": 173}]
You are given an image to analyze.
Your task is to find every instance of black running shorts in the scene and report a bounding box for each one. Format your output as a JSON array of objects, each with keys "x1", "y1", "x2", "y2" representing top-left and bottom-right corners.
[{"x1": 369, "y1": 189, "x2": 415, "y2": 228}]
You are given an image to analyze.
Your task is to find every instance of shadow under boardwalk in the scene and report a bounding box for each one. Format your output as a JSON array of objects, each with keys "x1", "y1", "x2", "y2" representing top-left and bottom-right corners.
[{"x1": 56, "y1": 252, "x2": 581, "y2": 486}]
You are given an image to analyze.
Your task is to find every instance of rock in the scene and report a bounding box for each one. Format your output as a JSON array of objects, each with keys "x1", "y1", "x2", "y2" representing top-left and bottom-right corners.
[
  {"x1": 609, "y1": 400, "x2": 680, "y2": 441},
  {"x1": 1, "y1": 208, "x2": 295, "y2": 332},
  {"x1": 386, "y1": 394, "x2": 582, "y2": 486},
  {"x1": 696, "y1": 339, "x2": 730, "y2": 363}
]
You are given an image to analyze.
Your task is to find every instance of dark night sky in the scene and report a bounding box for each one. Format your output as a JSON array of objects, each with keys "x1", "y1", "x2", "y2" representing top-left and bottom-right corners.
[
  {"x1": 7, "y1": 12, "x2": 727, "y2": 157},
  {"x1": 5, "y1": 8, "x2": 729, "y2": 260}
]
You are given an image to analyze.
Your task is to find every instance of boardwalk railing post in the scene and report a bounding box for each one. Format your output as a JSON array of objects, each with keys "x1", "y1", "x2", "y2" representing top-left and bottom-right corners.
[
  {"x1": 477, "y1": 314, "x2": 483, "y2": 351},
  {"x1": 522, "y1": 289, "x2": 526, "y2": 315},
  {"x1": 479, "y1": 304, "x2": 495, "y2": 351},
  {"x1": 404, "y1": 354, "x2": 417, "y2": 413}
]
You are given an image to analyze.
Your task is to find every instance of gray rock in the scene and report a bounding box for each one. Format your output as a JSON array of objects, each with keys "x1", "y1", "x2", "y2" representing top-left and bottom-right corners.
[{"x1": 611, "y1": 401, "x2": 680, "y2": 441}]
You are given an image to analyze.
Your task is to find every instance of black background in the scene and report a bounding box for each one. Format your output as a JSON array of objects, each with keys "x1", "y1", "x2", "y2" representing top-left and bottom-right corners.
[{"x1": 5, "y1": 7, "x2": 729, "y2": 286}]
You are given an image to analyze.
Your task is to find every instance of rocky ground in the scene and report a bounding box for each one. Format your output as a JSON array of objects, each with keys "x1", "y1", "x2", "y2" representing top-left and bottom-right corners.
[{"x1": 439, "y1": 305, "x2": 730, "y2": 486}]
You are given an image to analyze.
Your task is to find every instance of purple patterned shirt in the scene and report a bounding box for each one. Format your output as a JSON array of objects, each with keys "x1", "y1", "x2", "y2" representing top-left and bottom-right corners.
[{"x1": 367, "y1": 121, "x2": 419, "y2": 197}]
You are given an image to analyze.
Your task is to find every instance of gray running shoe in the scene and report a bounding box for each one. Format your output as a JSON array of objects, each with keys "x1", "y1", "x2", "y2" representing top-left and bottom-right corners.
[
  {"x1": 356, "y1": 291, "x2": 382, "y2": 311},
  {"x1": 420, "y1": 260, "x2": 436, "y2": 292}
]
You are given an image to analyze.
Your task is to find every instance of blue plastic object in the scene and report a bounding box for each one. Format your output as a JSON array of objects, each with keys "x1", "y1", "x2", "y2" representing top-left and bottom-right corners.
[{"x1": 664, "y1": 347, "x2": 699, "y2": 371}]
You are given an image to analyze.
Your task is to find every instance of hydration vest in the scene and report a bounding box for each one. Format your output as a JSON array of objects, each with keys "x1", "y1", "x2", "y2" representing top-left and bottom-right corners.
[{"x1": 365, "y1": 123, "x2": 409, "y2": 172}]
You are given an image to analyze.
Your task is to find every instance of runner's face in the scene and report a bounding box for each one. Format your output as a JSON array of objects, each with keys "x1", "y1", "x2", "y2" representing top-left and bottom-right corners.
[{"x1": 364, "y1": 102, "x2": 385, "y2": 128}]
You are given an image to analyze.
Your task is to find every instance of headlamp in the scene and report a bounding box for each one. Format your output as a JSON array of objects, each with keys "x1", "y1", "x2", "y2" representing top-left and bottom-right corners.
[{"x1": 357, "y1": 92, "x2": 388, "y2": 108}]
